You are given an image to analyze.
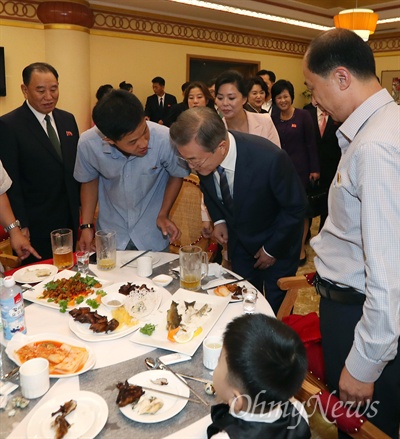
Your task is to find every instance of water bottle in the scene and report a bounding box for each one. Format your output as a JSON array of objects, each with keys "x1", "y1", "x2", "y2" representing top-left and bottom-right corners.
[{"x1": 0, "y1": 275, "x2": 27, "y2": 340}]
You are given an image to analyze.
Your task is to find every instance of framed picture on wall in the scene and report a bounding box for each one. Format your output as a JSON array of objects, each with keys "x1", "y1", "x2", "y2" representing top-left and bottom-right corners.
[
  {"x1": 381, "y1": 70, "x2": 400, "y2": 105},
  {"x1": 187, "y1": 55, "x2": 259, "y2": 84}
]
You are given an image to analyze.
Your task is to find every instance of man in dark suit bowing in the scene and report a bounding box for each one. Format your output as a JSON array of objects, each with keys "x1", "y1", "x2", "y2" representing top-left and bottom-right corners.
[
  {"x1": 145, "y1": 76, "x2": 177, "y2": 124},
  {"x1": 304, "y1": 102, "x2": 341, "y2": 230},
  {"x1": 0, "y1": 62, "x2": 80, "y2": 262},
  {"x1": 170, "y1": 107, "x2": 307, "y2": 313}
]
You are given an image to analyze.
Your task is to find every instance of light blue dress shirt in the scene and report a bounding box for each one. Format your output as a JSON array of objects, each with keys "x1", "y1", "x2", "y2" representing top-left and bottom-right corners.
[
  {"x1": 74, "y1": 121, "x2": 189, "y2": 251},
  {"x1": 311, "y1": 89, "x2": 400, "y2": 383}
]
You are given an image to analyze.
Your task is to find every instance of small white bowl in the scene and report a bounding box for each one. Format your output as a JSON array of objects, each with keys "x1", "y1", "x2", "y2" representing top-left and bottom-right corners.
[
  {"x1": 152, "y1": 274, "x2": 173, "y2": 287},
  {"x1": 102, "y1": 294, "x2": 125, "y2": 309}
]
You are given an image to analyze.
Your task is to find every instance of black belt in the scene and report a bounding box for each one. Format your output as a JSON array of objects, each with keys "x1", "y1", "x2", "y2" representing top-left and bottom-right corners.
[{"x1": 314, "y1": 273, "x2": 365, "y2": 305}]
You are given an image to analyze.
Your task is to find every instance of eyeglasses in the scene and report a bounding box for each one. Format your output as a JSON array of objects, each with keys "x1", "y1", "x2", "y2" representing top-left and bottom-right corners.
[{"x1": 178, "y1": 153, "x2": 212, "y2": 169}]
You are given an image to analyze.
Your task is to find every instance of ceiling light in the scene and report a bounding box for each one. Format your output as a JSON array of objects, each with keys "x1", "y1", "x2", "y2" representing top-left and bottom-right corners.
[
  {"x1": 334, "y1": 9, "x2": 378, "y2": 41},
  {"x1": 168, "y1": 0, "x2": 331, "y2": 32}
]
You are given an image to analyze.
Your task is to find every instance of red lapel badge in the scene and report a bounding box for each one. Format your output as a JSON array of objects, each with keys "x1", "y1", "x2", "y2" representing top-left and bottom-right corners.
[{"x1": 66, "y1": 131, "x2": 73, "y2": 137}]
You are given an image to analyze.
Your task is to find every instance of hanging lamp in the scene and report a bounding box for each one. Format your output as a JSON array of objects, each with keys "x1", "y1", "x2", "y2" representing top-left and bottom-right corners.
[{"x1": 334, "y1": 8, "x2": 378, "y2": 41}]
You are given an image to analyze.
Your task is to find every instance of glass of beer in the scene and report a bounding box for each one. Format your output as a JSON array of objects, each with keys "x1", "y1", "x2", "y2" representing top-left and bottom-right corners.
[
  {"x1": 50, "y1": 228, "x2": 74, "y2": 270},
  {"x1": 179, "y1": 245, "x2": 208, "y2": 291},
  {"x1": 95, "y1": 230, "x2": 116, "y2": 271}
]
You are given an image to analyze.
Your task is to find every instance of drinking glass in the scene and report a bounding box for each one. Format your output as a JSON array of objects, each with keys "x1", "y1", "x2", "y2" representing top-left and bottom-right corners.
[
  {"x1": 95, "y1": 230, "x2": 116, "y2": 271},
  {"x1": 50, "y1": 228, "x2": 74, "y2": 270},
  {"x1": 76, "y1": 251, "x2": 90, "y2": 275},
  {"x1": 242, "y1": 287, "x2": 258, "y2": 314},
  {"x1": 179, "y1": 245, "x2": 208, "y2": 291}
]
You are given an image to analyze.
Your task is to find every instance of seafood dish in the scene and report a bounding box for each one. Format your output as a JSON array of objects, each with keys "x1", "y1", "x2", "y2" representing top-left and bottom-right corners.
[
  {"x1": 136, "y1": 395, "x2": 163, "y2": 415},
  {"x1": 118, "y1": 283, "x2": 154, "y2": 296},
  {"x1": 69, "y1": 307, "x2": 119, "y2": 333}
]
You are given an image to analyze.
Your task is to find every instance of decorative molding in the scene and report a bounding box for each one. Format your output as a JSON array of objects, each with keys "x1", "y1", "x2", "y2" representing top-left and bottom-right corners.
[{"x1": 0, "y1": 0, "x2": 398, "y2": 55}]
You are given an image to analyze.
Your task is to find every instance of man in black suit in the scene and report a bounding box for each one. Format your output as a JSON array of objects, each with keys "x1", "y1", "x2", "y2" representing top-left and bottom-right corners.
[
  {"x1": 303, "y1": 102, "x2": 341, "y2": 230},
  {"x1": 170, "y1": 107, "x2": 307, "y2": 313},
  {"x1": 0, "y1": 62, "x2": 80, "y2": 262},
  {"x1": 145, "y1": 76, "x2": 177, "y2": 124}
]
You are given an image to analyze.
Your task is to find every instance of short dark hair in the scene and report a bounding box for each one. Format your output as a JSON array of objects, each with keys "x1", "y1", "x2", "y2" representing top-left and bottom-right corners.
[
  {"x1": 181, "y1": 81, "x2": 191, "y2": 92},
  {"x1": 305, "y1": 28, "x2": 376, "y2": 80},
  {"x1": 119, "y1": 81, "x2": 133, "y2": 91},
  {"x1": 271, "y1": 79, "x2": 295, "y2": 104},
  {"x1": 170, "y1": 107, "x2": 226, "y2": 152},
  {"x1": 152, "y1": 76, "x2": 165, "y2": 86},
  {"x1": 245, "y1": 76, "x2": 269, "y2": 97},
  {"x1": 183, "y1": 81, "x2": 214, "y2": 106},
  {"x1": 22, "y1": 62, "x2": 58, "y2": 85},
  {"x1": 92, "y1": 90, "x2": 144, "y2": 141},
  {"x1": 215, "y1": 71, "x2": 246, "y2": 97},
  {"x1": 256, "y1": 69, "x2": 276, "y2": 83},
  {"x1": 223, "y1": 314, "x2": 307, "y2": 404},
  {"x1": 95, "y1": 84, "x2": 113, "y2": 101}
]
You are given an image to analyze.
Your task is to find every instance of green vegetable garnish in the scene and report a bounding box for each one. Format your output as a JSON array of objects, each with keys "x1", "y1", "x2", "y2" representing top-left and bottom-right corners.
[
  {"x1": 96, "y1": 289, "x2": 107, "y2": 297},
  {"x1": 75, "y1": 296, "x2": 85, "y2": 304},
  {"x1": 140, "y1": 323, "x2": 157, "y2": 336},
  {"x1": 86, "y1": 298, "x2": 100, "y2": 309},
  {"x1": 58, "y1": 300, "x2": 68, "y2": 313},
  {"x1": 82, "y1": 275, "x2": 100, "y2": 287},
  {"x1": 44, "y1": 281, "x2": 59, "y2": 290}
]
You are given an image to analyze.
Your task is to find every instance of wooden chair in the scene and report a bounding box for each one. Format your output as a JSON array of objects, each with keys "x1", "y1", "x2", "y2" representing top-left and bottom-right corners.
[
  {"x1": 169, "y1": 174, "x2": 211, "y2": 256},
  {"x1": 0, "y1": 237, "x2": 21, "y2": 270},
  {"x1": 277, "y1": 274, "x2": 390, "y2": 439}
]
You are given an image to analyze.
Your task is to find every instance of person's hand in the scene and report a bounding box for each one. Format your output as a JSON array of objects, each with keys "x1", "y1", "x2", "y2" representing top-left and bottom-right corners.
[
  {"x1": 339, "y1": 366, "x2": 374, "y2": 407},
  {"x1": 212, "y1": 223, "x2": 228, "y2": 245},
  {"x1": 9, "y1": 229, "x2": 41, "y2": 261},
  {"x1": 253, "y1": 247, "x2": 276, "y2": 269},
  {"x1": 157, "y1": 215, "x2": 181, "y2": 243},
  {"x1": 78, "y1": 228, "x2": 96, "y2": 251},
  {"x1": 21, "y1": 226, "x2": 30, "y2": 240},
  {"x1": 202, "y1": 221, "x2": 213, "y2": 239},
  {"x1": 309, "y1": 172, "x2": 320, "y2": 181}
]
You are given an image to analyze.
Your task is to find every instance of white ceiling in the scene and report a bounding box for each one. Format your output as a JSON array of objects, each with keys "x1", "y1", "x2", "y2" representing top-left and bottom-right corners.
[{"x1": 90, "y1": 0, "x2": 400, "y2": 40}]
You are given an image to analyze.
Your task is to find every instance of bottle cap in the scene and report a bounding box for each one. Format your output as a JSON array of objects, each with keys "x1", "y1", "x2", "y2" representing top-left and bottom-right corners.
[{"x1": 3, "y1": 276, "x2": 16, "y2": 288}]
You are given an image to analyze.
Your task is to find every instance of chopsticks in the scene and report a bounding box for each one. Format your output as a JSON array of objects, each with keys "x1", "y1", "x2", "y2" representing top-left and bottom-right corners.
[
  {"x1": 140, "y1": 385, "x2": 202, "y2": 404},
  {"x1": 120, "y1": 250, "x2": 152, "y2": 268},
  {"x1": 203, "y1": 277, "x2": 249, "y2": 290}
]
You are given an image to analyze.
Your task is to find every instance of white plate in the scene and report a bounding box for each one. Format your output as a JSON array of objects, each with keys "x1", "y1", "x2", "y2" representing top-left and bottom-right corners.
[
  {"x1": 130, "y1": 288, "x2": 230, "y2": 356},
  {"x1": 27, "y1": 391, "x2": 108, "y2": 439},
  {"x1": 119, "y1": 370, "x2": 189, "y2": 423},
  {"x1": 121, "y1": 252, "x2": 161, "y2": 267},
  {"x1": 69, "y1": 301, "x2": 140, "y2": 342},
  {"x1": 6, "y1": 332, "x2": 96, "y2": 378},
  {"x1": 102, "y1": 281, "x2": 163, "y2": 319},
  {"x1": 207, "y1": 281, "x2": 254, "y2": 303},
  {"x1": 14, "y1": 264, "x2": 58, "y2": 284},
  {"x1": 22, "y1": 269, "x2": 108, "y2": 311}
]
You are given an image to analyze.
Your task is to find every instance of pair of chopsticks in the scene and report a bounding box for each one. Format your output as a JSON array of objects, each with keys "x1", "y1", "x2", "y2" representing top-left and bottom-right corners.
[{"x1": 120, "y1": 250, "x2": 152, "y2": 268}]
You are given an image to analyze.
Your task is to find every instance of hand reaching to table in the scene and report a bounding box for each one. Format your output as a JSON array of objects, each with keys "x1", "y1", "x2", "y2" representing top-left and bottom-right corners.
[{"x1": 157, "y1": 215, "x2": 181, "y2": 243}]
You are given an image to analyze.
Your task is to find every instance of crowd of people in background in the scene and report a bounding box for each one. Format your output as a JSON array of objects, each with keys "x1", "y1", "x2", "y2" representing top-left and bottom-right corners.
[{"x1": 0, "y1": 28, "x2": 399, "y2": 439}]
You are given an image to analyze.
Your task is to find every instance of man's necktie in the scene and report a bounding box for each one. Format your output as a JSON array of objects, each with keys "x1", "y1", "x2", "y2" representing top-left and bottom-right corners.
[
  {"x1": 319, "y1": 112, "x2": 327, "y2": 137},
  {"x1": 217, "y1": 165, "x2": 234, "y2": 212},
  {"x1": 159, "y1": 97, "x2": 163, "y2": 108},
  {"x1": 45, "y1": 114, "x2": 62, "y2": 158}
]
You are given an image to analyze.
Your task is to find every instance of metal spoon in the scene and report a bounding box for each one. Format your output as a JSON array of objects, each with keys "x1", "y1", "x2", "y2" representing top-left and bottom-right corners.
[
  {"x1": 144, "y1": 357, "x2": 209, "y2": 406},
  {"x1": 144, "y1": 357, "x2": 210, "y2": 384}
]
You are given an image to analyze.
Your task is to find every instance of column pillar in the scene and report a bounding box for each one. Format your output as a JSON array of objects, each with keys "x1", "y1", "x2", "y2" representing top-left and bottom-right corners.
[{"x1": 37, "y1": 0, "x2": 94, "y2": 132}]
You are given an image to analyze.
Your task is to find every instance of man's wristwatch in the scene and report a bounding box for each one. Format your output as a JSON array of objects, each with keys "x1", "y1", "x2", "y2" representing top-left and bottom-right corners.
[
  {"x1": 4, "y1": 220, "x2": 21, "y2": 233},
  {"x1": 80, "y1": 223, "x2": 95, "y2": 230}
]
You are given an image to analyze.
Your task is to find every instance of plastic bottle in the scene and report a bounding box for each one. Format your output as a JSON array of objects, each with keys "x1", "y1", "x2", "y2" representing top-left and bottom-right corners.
[{"x1": 0, "y1": 275, "x2": 27, "y2": 340}]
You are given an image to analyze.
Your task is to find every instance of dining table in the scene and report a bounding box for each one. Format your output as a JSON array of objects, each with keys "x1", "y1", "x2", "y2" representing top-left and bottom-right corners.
[{"x1": 0, "y1": 251, "x2": 275, "y2": 439}]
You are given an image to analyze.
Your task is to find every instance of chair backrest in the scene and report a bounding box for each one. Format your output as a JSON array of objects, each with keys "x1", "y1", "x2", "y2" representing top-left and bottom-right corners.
[
  {"x1": 169, "y1": 174, "x2": 210, "y2": 254},
  {"x1": 0, "y1": 238, "x2": 22, "y2": 270}
]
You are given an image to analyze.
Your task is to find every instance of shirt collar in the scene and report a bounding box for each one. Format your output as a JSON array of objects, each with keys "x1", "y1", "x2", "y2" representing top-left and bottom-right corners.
[
  {"x1": 219, "y1": 132, "x2": 237, "y2": 172},
  {"x1": 26, "y1": 99, "x2": 54, "y2": 124}
]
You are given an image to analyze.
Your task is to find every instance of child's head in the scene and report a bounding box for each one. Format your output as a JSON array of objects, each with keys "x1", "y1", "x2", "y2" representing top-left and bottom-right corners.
[{"x1": 213, "y1": 314, "x2": 307, "y2": 411}]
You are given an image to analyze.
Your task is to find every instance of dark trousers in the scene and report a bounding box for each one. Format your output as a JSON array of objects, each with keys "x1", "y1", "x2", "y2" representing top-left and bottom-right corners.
[
  {"x1": 319, "y1": 297, "x2": 400, "y2": 438},
  {"x1": 231, "y1": 241, "x2": 299, "y2": 314}
]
